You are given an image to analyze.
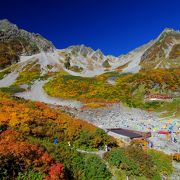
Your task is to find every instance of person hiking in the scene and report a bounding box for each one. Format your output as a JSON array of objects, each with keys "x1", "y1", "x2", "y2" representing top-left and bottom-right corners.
[
  {"x1": 170, "y1": 131, "x2": 177, "y2": 143},
  {"x1": 105, "y1": 144, "x2": 108, "y2": 152},
  {"x1": 146, "y1": 139, "x2": 153, "y2": 148},
  {"x1": 54, "y1": 138, "x2": 58, "y2": 145},
  {"x1": 167, "y1": 121, "x2": 177, "y2": 143}
]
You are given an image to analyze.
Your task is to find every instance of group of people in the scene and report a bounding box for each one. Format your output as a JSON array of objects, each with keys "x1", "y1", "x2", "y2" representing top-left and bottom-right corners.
[
  {"x1": 153, "y1": 121, "x2": 178, "y2": 143},
  {"x1": 144, "y1": 121, "x2": 178, "y2": 150}
]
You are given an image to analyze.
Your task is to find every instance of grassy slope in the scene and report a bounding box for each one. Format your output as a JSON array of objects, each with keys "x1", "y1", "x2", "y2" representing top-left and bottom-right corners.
[
  {"x1": 0, "y1": 67, "x2": 11, "y2": 80},
  {"x1": 43, "y1": 68, "x2": 180, "y2": 117},
  {"x1": 13, "y1": 62, "x2": 41, "y2": 86}
]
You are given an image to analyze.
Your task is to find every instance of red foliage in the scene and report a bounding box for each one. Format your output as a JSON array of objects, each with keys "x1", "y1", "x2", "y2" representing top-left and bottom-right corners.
[
  {"x1": 45, "y1": 163, "x2": 65, "y2": 180},
  {"x1": 0, "y1": 130, "x2": 53, "y2": 173}
]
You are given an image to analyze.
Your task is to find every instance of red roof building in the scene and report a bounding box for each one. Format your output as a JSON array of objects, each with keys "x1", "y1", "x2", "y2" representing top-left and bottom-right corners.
[{"x1": 144, "y1": 94, "x2": 173, "y2": 102}]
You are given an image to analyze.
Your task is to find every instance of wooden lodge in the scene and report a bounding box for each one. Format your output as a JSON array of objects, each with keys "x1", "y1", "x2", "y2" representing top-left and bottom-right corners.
[
  {"x1": 144, "y1": 94, "x2": 173, "y2": 102},
  {"x1": 107, "y1": 128, "x2": 151, "y2": 142}
]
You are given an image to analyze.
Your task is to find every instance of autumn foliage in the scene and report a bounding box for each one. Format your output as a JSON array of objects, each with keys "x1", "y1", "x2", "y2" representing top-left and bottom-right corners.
[
  {"x1": 44, "y1": 68, "x2": 180, "y2": 106},
  {"x1": 45, "y1": 163, "x2": 64, "y2": 180},
  {"x1": 0, "y1": 91, "x2": 116, "y2": 179},
  {"x1": 0, "y1": 130, "x2": 54, "y2": 178},
  {"x1": 173, "y1": 153, "x2": 180, "y2": 162},
  {"x1": 0, "y1": 93, "x2": 115, "y2": 148}
]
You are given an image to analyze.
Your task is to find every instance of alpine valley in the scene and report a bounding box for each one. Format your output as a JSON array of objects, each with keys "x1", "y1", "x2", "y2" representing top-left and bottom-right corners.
[{"x1": 0, "y1": 19, "x2": 180, "y2": 180}]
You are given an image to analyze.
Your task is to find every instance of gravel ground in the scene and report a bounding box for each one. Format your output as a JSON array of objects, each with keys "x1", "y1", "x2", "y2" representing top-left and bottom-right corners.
[
  {"x1": 14, "y1": 80, "x2": 83, "y2": 108},
  {"x1": 67, "y1": 103, "x2": 180, "y2": 155}
]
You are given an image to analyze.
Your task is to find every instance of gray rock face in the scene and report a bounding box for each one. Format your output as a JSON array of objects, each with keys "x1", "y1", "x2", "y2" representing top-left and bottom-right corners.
[
  {"x1": 67, "y1": 45, "x2": 95, "y2": 59},
  {"x1": 66, "y1": 45, "x2": 106, "y2": 61},
  {"x1": 0, "y1": 19, "x2": 55, "y2": 54}
]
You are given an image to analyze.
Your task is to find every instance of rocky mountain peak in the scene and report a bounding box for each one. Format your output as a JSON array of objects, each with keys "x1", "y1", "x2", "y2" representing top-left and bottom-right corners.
[
  {"x1": 0, "y1": 19, "x2": 179, "y2": 74},
  {"x1": 0, "y1": 19, "x2": 18, "y2": 31},
  {"x1": 161, "y1": 27, "x2": 174, "y2": 33},
  {"x1": 68, "y1": 45, "x2": 94, "y2": 53},
  {"x1": 140, "y1": 28, "x2": 180, "y2": 70},
  {"x1": 158, "y1": 28, "x2": 180, "y2": 40},
  {"x1": 94, "y1": 49, "x2": 104, "y2": 57},
  {"x1": 0, "y1": 19, "x2": 55, "y2": 69},
  {"x1": 0, "y1": 19, "x2": 55, "y2": 52}
]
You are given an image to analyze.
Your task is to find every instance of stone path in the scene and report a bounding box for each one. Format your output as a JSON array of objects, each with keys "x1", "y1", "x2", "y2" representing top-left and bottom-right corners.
[{"x1": 77, "y1": 149, "x2": 106, "y2": 159}]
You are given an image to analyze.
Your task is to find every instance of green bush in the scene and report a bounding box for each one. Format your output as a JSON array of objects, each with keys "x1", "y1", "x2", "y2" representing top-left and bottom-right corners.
[
  {"x1": 147, "y1": 149, "x2": 173, "y2": 176},
  {"x1": 105, "y1": 146, "x2": 171, "y2": 179},
  {"x1": 0, "y1": 68, "x2": 11, "y2": 80},
  {"x1": 125, "y1": 146, "x2": 156, "y2": 178},
  {"x1": 83, "y1": 154, "x2": 111, "y2": 180},
  {"x1": 75, "y1": 129, "x2": 117, "y2": 150},
  {"x1": 105, "y1": 148, "x2": 140, "y2": 176},
  {"x1": 0, "y1": 85, "x2": 25, "y2": 95},
  {"x1": 17, "y1": 169, "x2": 45, "y2": 180},
  {"x1": 76, "y1": 130, "x2": 92, "y2": 147}
]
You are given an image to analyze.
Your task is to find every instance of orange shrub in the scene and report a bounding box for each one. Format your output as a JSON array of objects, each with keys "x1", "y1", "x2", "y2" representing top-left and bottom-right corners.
[
  {"x1": 173, "y1": 153, "x2": 180, "y2": 162},
  {"x1": 0, "y1": 130, "x2": 54, "y2": 177}
]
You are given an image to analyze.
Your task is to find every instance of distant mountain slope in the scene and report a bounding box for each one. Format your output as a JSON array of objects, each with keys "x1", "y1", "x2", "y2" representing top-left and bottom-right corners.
[
  {"x1": 58, "y1": 45, "x2": 109, "y2": 76},
  {"x1": 57, "y1": 42, "x2": 155, "y2": 76},
  {"x1": 57, "y1": 29, "x2": 180, "y2": 75},
  {"x1": 140, "y1": 28, "x2": 180, "y2": 70},
  {"x1": 0, "y1": 19, "x2": 54, "y2": 69},
  {"x1": 117, "y1": 40, "x2": 155, "y2": 73},
  {"x1": 0, "y1": 19, "x2": 179, "y2": 78}
]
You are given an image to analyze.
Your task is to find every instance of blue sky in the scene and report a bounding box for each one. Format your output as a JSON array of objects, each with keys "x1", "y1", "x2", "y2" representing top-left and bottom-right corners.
[{"x1": 0, "y1": 0, "x2": 180, "y2": 56}]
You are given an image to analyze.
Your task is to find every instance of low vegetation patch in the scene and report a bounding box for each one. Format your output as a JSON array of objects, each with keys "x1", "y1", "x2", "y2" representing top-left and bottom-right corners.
[
  {"x1": 13, "y1": 62, "x2": 41, "y2": 85},
  {"x1": 83, "y1": 103, "x2": 106, "y2": 109},
  {"x1": 102, "y1": 59, "x2": 111, "y2": 68},
  {"x1": 173, "y1": 153, "x2": 180, "y2": 162},
  {"x1": 0, "y1": 67, "x2": 11, "y2": 79},
  {"x1": 43, "y1": 74, "x2": 119, "y2": 102},
  {"x1": 43, "y1": 68, "x2": 180, "y2": 116},
  {"x1": 147, "y1": 149, "x2": 173, "y2": 176},
  {"x1": 0, "y1": 85, "x2": 25, "y2": 94},
  {"x1": 105, "y1": 146, "x2": 173, "y2": 179},
  {"x1": 69, "y1": 65, "x2": 83, "y2": 72}
]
